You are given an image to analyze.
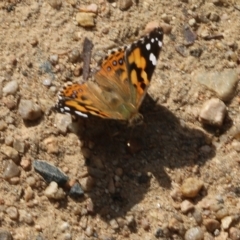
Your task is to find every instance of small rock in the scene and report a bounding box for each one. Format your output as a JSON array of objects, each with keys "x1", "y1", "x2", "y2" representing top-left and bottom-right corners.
[
  {"x1": 69, "y1": 182, "x2": 84, "y2": 198},
  {"x1": 24, "y1": 186, "x2": 34, "y2": 202},
  {"x1": 42, "y1": 78, "x2": 52, "y2": 87},
  {"x1": 126, "y1": 215, "x2": 135, "y2": 227},
  {"x1": 49, "y1": 54, "x2": 59, "y2": 65},
  {"x1": 109, "y1": 219, "x2": 119, "y2": 230},
  {"x1": 188, "y1": 18, "x2": 196, "y2": 26},
  {"x1": 185, "y1": 227, "x2": 204, "y2": 240},
  {"x1": 229, "y1": 227, "x2": 240, "y2": 240},
  {"x1": 18, "y1": 99, "x2": 42, "y2": 120},
  {"x1": 221, "y1": 216, "x2": 233, "y2": 230},
  {"x1": 203, "y1": 219, "x2": 220, "y2": 233},
  {"x1": 13, "y1": 139, "x2": 25, "y2": 154},
  {"x1": 216, "y1": 208, "x2": 229, "y2": 220},
  {"x1": 180, "y1": 177, "x2": 204, "y2": 198},
  {"x1": 199, "y1": 98, "x2": 226, "y2": 126},
  {"x1": 42, "y1": 136, "x2": 59, "y2": 154},
  {"x1": 19, "y1": 209, "x2": 34, "y2": 225},
  {"x1": 20, "y1": 157, "x2": 31, "y2": 170},
  {"x1": 76, "y1": 12, "x2": 96, "y2": 27},
  {"x1": 44, "y1": 181, "x2": 65, "y2": 199},
  {"x1": 181, "y1": 200, "x2": 194, "y2": 213},
  {"x1": 85, "y1": 226, "x2": 93, "y2": 237},
  {"x1": 54, "y1": 113, "x2": 72, "y2": 134},
  {"x1": 79, "y1": 3, "x2": 98, "y2": 13},
  {"x1": 3, "y1": 160, "x2": 20, "y2": 179},
  {"x1": 79, "y1": 176, "x2": 95, "y2": 192},
  {"x1": 5, "y1": 136, "x2": 13, "y2": 146},
  {"x1": 141, "y1": 218, "x2": 150, "y2": 231},
  {"x1": 33, "y1": 160, "x2": 69, "y2": 186},
  {"x1": 6, "y1": 206, "x2": 19, "y2": 220},
  {"x1": 194, "y1": 69, "x2": 239, "y2": 101},
  {"x1": 0, "y1": 229, "x2": 13, "y2": 240},
  {"x1": 168, "y1": 217, "x2": 184, "y2": 233},
  {"x1": 193, "y1": 209, "x2": 203, "y2": 224},
  {"x1": 119, "y1": 0, "x2": 133, "y2": 10},
  {"x1": 68, "y1": 48, "x2": 81, "y2": 63},
  {"x1": 2, "y1": 80, "x2": 18, "y2": 95},
  {"x1": 1, "y1": 145, "x2": 19, "y2": 162},
  {"x1": 49, "y1": 0, "x2": 62, "y2": 9}
]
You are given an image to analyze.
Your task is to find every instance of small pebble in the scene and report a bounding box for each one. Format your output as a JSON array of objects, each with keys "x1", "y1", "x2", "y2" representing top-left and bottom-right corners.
[
  {"x1": 60, "y1": 222, "x2": 70, "y2": 232},
  {"x1": 48, "y1": 0, "x2": 62, "y2": 9},
  {"x1": 185, "y1": 227, "x2": 204, "y2": 240},
  {"x1": 221, "y1": 216, "x2": 233, "y2": 230},
  {"x1": 168, "y1": 217, "x2": 184, "y2": 233},
  {"x1": 26, "y1": 176, "x2": 36, "y2": 187},
  {"x1": 44, "y1": 182, "x2": 66, "y2": 199},
  {"x1": 2, "y1": 80, "x2": 18, "y2": 95},
  {"x1": 109, "y1": 219, "x2": 119, "y2": 230},
  {"x1": 229, "y1": 227, "x2": 240, "y2": 240},
  {"x1": 54, "y1": 113, "x2": 72, "y2": 134},
  {"x1": 20, "y1": 157, "x2": 31, "y2": 170},
  {"x1": 42, "y1": 78, "x2": 52, "y2": 87},
  {"x1": 76, "y1": 12, "x2": 96, "y2": 27},
  {"x1": 6, "y1": 206, "x2": 19, "y2": 220},
  {"x1": 19, "y1": 209, "x2": 34, "y2": 224},
  {"x1": 13, "y1": 139, "x2": 25, "y2": 154},
  {"x1": 79, "y1": 3, "x2": 98, "y2": 13},
  {"x1": 119, "y1": 0, "x2": 133, "y2": 10},
  {"x1": 193, "y1": 209, "x2": 203, "y2": 224},
  {"x1": 24, "y1": 186, "x2": 34, "y2": 201},
  {"x1": 68, "y1": 48, "x2": 81, "y2": 63},
  {"x1": 180, "y1": 177, "x2": 204, "y2": 198},
  {"x1": 49, "y1": 54, "x2": 59, "y2": 65},
  {"x1": 189, "y1": 18, "x2": 196, "y2": 26},
  {"x1": 5, "y1": 136, "x2": 13, "y2": 146},
  {"x1": 42, "y1": 137, "x2": 59, "y2": 154},
  {"x1": 0, "y1": 229, "x2": 13, "y2": 240},
  {"x1": 85, "y1": 226, "x2": 93, "y2": 237},
  {"x1": 33, "y1": 160, "x2": 69, "y2": 186},
  {"x1": 194, "y1": 69, "x2": 239, "y2": 101},
  {"x1": 18, "y1": 99, "x2": 42, "y2": 121},
  {"x1": 141, "y1": 218, "x2": 150, "y2": 231},
  {"x1": 181, "y1": 200, "x2": 194, "y2": 213},
  {"x1": 203, "y1": 219, "x2": 220, "y2": 233},
  {"x1": 79, "y1": 176, "x2": 95, "y2": 192},
  {"x1": 199, "y1": 98, "x2": 226, "y2": 126},
  {"x1": 3, "y1": 160, "x2": 20, "y2": 179}
]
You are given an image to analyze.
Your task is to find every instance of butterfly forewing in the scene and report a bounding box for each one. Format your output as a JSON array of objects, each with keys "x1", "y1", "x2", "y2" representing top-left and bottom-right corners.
[{"x1": 125, "y1": 28, "x2": 163, "y2": 108}]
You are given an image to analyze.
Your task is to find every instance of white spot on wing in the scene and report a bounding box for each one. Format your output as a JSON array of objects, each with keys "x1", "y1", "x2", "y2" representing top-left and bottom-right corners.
[
  {"x1": 158, "y1": 41, "x2": 162, "y2": 47},
  {"x1": 146, "y1": 43, "x2": 151, "y2": 50},
  {"x1": 149, "y1": 53, "x2": 157, "y2": 66},
  {"x1": 75, "y1": 111, "x2": 88, "y2": 118},
  {"x1": 64, "y1": 106, "x2": 70, "y2": 111},
  {"x1": 151, "y1": 38, "x2": 154, "y2": 43}
]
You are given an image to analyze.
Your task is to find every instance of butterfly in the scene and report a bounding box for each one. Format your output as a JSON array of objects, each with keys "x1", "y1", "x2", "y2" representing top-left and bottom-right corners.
[{"x1": 55, "y1": 27, "x2": 164, "y2": 125}]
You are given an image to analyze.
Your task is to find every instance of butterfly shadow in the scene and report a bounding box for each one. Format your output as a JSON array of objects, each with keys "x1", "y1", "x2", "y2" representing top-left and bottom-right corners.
[{"x1": 76, "y1": 94, "x2": 216, "y2": 220}]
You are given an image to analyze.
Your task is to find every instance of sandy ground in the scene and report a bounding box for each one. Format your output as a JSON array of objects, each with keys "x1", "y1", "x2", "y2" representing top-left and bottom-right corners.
[{"x1": 0, "y1": 0, "x2": 240, "y2": 239}]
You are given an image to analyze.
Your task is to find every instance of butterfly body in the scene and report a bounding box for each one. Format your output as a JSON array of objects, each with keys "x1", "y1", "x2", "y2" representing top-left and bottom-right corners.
[{"x1": 56, "y1": 27, "x2": 164, "y2": 123}]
